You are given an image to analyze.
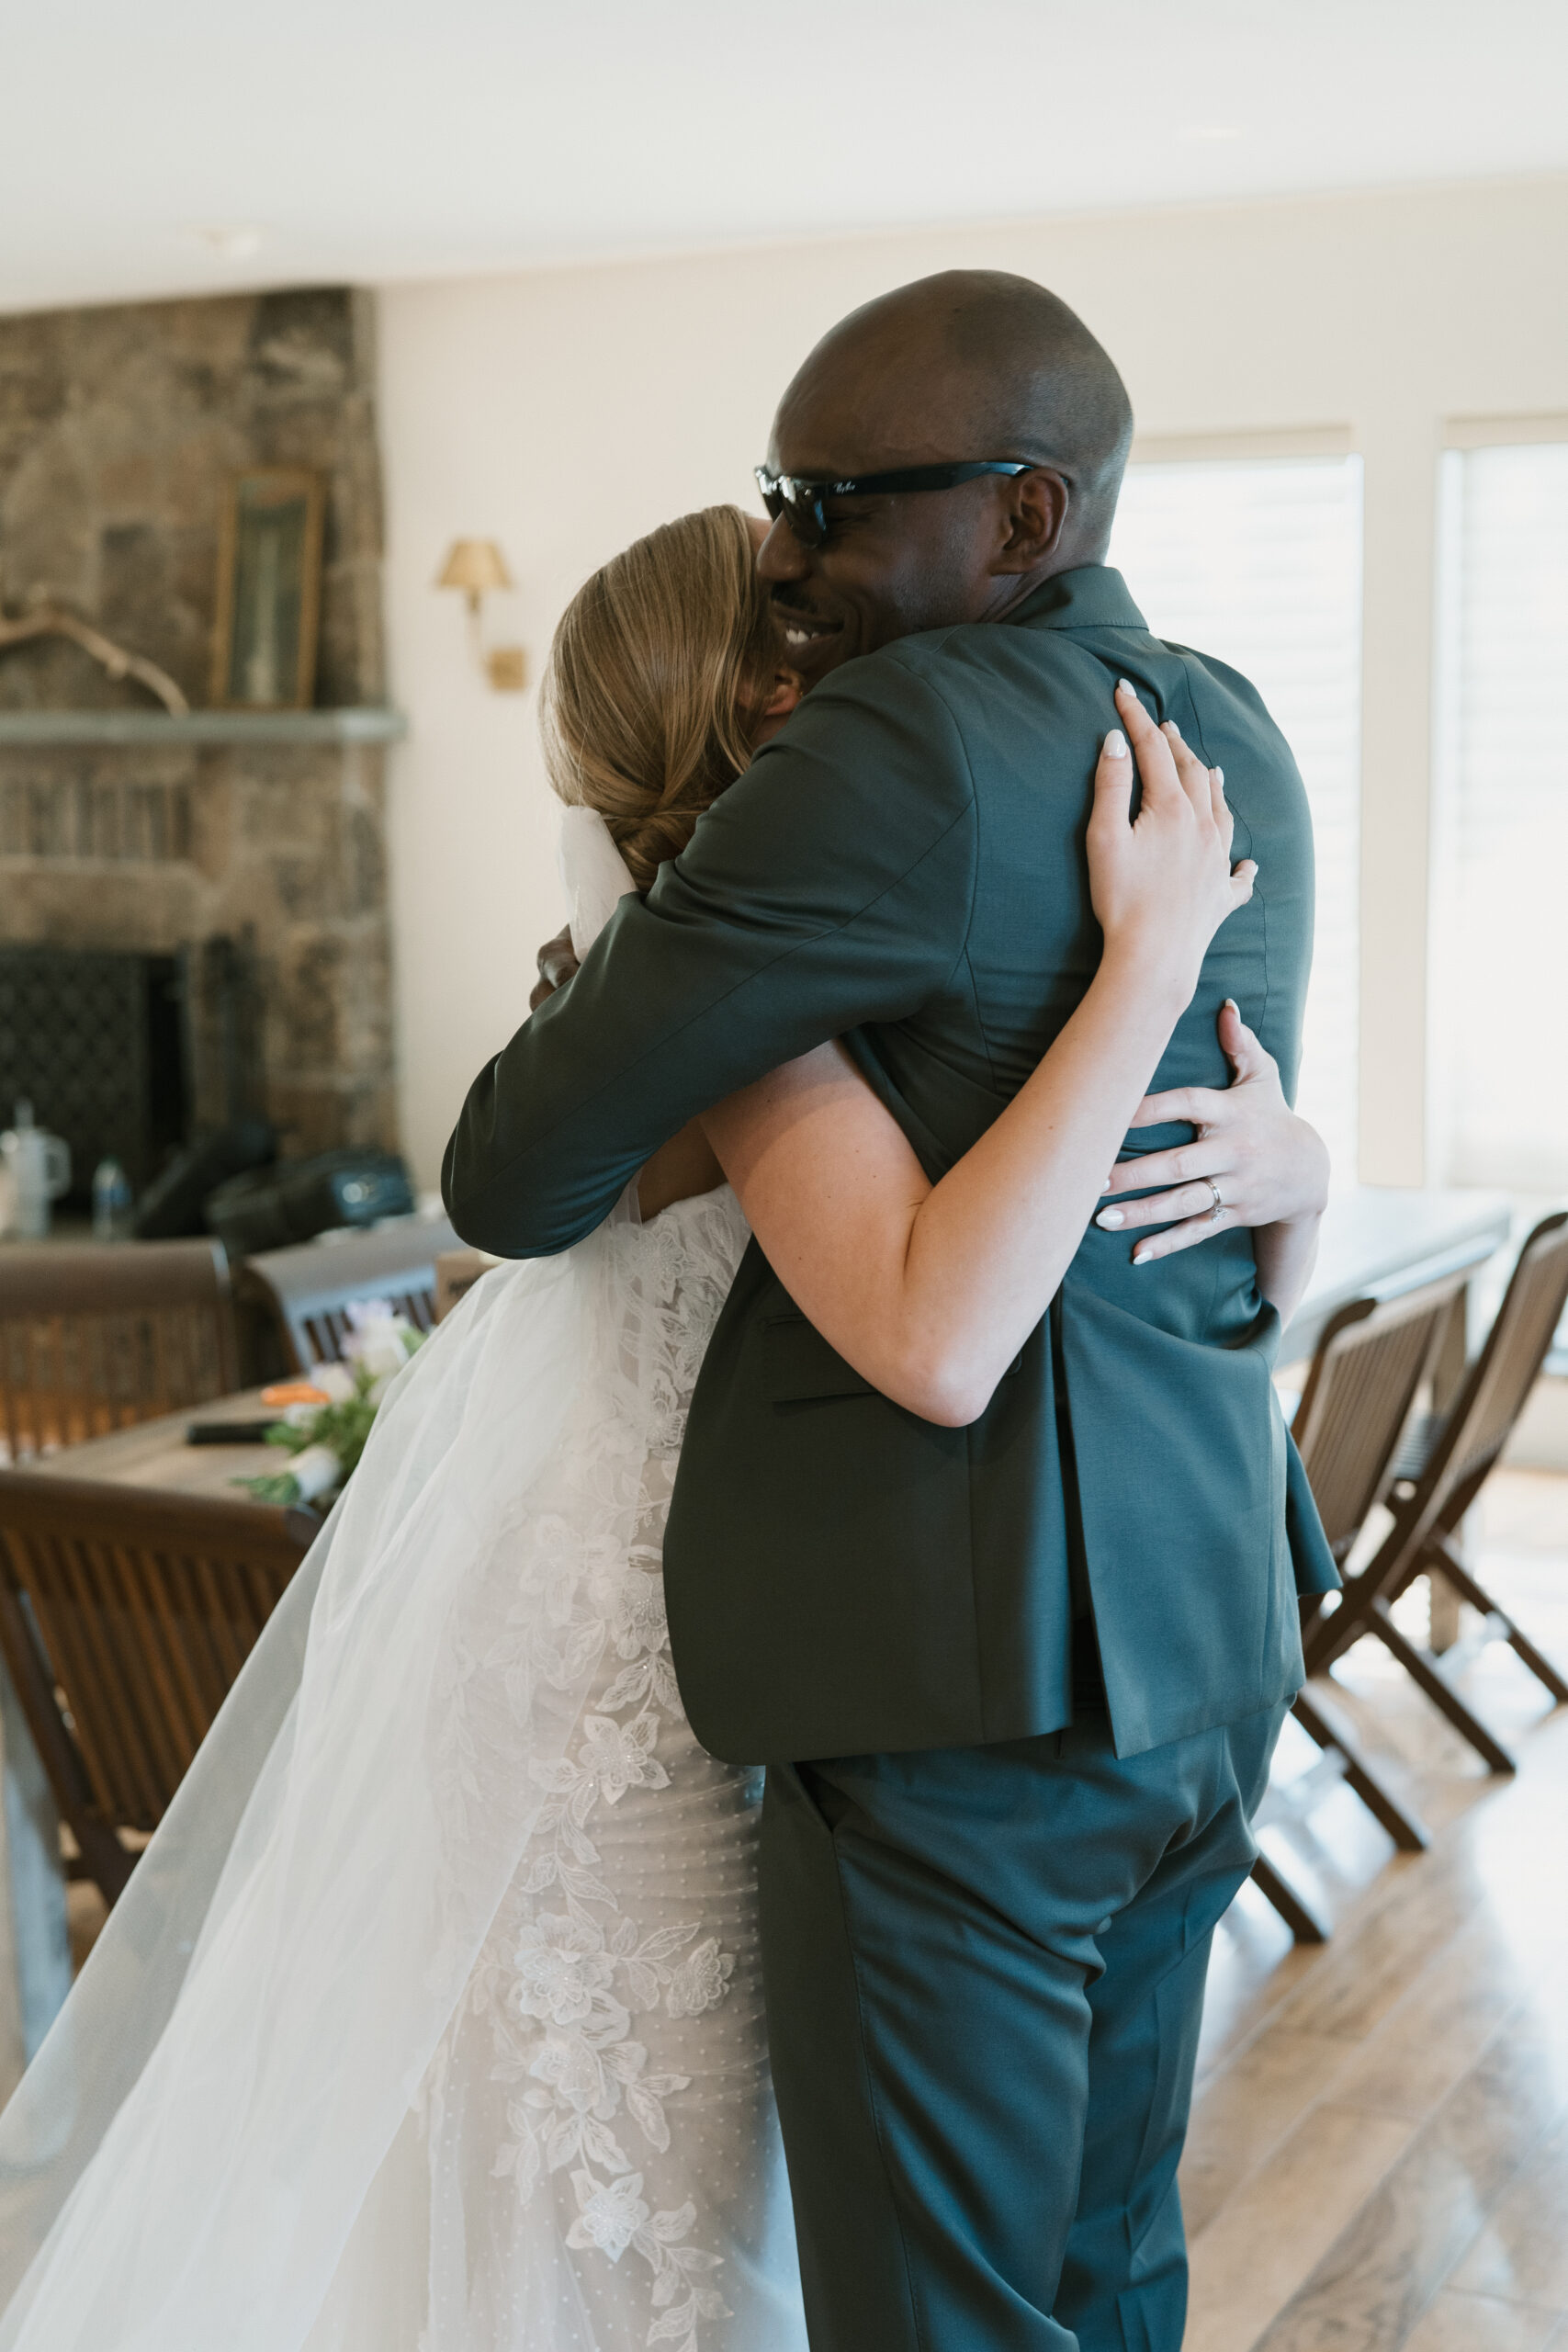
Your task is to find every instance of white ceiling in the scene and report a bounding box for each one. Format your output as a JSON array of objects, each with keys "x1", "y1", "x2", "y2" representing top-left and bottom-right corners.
[{"x1": 5, "y1": 0, "x2": 1567, "y2": 314}]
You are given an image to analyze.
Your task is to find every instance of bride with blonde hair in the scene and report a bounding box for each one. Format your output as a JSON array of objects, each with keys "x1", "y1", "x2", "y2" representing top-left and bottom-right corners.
[{"x1": 0, "y1": 503, "x2": 1313, "y2": 2352}]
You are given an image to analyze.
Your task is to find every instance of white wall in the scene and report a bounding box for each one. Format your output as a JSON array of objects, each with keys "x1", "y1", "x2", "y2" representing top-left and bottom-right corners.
[{"x1": 378, "y1": 177, "x2": 1568, "y2": 1192}]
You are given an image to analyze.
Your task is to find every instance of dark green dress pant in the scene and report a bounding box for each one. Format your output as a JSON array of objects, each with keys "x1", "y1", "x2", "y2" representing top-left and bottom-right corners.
[{"x1": 759, "y1": 1700, "x2": 1287, "y2": 2352}]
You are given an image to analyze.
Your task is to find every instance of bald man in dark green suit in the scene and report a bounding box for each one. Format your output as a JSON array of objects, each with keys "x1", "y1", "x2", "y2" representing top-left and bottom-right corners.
[{"x1": 445, "y1": 273, "x2": 1336, "y2": 2352}]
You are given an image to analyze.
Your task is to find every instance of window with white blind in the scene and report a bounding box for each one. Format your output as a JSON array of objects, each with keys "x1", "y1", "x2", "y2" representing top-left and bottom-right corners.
[
  {"x1": 1431, "y1": 439, "x2": 1568, "y2": 1193},
  {"x1": 1107, "y1": 457, "x2": 1364, "y2": 1185}
]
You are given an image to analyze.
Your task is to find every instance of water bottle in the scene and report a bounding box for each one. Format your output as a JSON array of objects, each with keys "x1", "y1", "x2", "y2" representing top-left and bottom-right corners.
[
  {"x1": 0, "y1": 1102, "x2": 72, "y2": 1241},
  {"x1": 93, "y1": 1157, "x2": 134, "y2": 1241}
]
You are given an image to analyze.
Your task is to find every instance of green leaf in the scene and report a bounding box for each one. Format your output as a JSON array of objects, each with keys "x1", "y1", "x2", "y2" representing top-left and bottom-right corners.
[{"x1": 232, "y1": 1469, "x2": 304, "y2": 1506}]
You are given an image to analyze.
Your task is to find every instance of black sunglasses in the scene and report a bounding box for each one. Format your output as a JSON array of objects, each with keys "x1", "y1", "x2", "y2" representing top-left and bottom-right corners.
[{"x1": 754, "y1": 460, "x2": 1034, "y2": 548}]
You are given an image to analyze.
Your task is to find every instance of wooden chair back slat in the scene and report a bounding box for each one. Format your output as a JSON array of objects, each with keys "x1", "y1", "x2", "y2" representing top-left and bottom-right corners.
[
  {"x1": 1292, "y1": 1271, "x2": 1469, "y2": 1559},
  {"x1": 26, "y1": 1533, "x2": 154, "y2": 1821},
  {"x1": 184, "y1": 1550, "x2": 254, "y2": 1705},
  {"x1": 123, "y1": 1541, "x2": 217, "y2": 1777},
  {"x1": 0, "y1": 1240, "x2": 239, "y2": 1460},
  {"x1": 41, "y1": 1533, "x2": 171, "y2": 1825},
  {"x1": 101, "y1": 1539, "x2": 186, "y2": 1815},
  {"x1": 0, "y1": 1473, "x2": 314, "y2": 1896}
]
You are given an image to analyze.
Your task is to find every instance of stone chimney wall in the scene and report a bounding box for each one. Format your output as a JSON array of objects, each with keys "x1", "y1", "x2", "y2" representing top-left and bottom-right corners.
[{"x1": 0, "y1": 288, "x2": 397, "y2": 1158}]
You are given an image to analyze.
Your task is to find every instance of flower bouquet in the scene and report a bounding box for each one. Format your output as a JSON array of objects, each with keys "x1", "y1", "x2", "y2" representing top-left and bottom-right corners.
[{"x1": 236, "y1": 1299, "x2": 424, "y2": 1509}]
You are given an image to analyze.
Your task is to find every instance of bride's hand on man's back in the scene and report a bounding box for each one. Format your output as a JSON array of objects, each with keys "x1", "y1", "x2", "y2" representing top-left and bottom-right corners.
[
  {"x1": 1097, "y1": 1001, "x2": 1331, "y2": 1263},
  {"x1": 1086, "y1": 680, "x2": 1256, "y2": 1007},
  {"x1": 528, "y1": 925, "x2": 580, "y2": 1011}
]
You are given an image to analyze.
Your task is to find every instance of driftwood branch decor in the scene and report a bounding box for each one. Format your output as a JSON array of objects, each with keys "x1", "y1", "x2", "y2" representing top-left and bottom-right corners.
[{"x1": 0, "y1": 605, "x2": 189, "y2": 716}]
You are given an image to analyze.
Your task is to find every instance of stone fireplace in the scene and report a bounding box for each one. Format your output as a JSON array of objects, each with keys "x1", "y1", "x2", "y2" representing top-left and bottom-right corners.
[{"x1": 0, "y1": 288, "x2": 400, "y2": 1193}]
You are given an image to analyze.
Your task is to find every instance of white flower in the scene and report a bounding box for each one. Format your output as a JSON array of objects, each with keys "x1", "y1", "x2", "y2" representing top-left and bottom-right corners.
[
  {"x1": 342, "y1": 1298, "x2": 420, "y2": 1381},
  {"x1": 566, "y1": 2168, "x2": 649, "y2": 2262},
  {"x1": 304, "y1": 1361, "x2": 356, "y2": 1404},
  {"x1": 578, "y1": 1713, "x2": 669, "y2": 1805},
  {"x1": 511, "y1": 1913, "x2": 615, "y2": 2025},
  {"x1": 286, "y1": 1443, "x2": 343, "y2": 1503},
  {"x1": 358, "y1": 1336, "x2": 410, "y2": 1383},
  {"x1": 665, "y1": 1939, "x2": 735, "y2": 2020}
]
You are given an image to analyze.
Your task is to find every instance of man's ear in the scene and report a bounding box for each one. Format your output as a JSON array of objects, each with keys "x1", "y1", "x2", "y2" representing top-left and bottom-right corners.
[{"x1": 991, "y1": 469, "x2": 1069, "y2": 575}]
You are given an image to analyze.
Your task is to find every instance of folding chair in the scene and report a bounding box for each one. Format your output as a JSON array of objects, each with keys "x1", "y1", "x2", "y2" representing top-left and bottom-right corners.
[
  {"x1": 1303, "y1": 1211, "x2": 1568, "y2": 1773},
  {"x1": 231, "y1": 1214, "x2": 457, "y2": 1373},
  {"x1": 1247, "y1": 1268, "x2": 1471, "y2": 1940},
  {"x1": 0, "y1": 1473, "x2": 315, "y2": 1904},
  {"x1": 0, "y1": 1239, "x2": 239, "y2": 1461}
]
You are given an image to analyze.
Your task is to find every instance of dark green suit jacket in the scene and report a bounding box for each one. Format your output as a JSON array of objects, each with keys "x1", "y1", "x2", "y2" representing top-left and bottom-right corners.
[{"x1": 444, "y1": 565, "x2": 1337, "y2": 1764}]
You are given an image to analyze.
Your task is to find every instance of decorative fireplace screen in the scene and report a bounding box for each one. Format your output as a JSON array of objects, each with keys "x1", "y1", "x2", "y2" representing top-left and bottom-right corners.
[{"x1": 0, "y1": 946, "x2": 188, "y2": 1204}]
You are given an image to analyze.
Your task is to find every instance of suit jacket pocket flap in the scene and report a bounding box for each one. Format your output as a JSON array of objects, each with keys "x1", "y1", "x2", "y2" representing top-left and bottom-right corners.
[{"x1": 761, "y1": 1315, "x2": 875, "y2": 1403}]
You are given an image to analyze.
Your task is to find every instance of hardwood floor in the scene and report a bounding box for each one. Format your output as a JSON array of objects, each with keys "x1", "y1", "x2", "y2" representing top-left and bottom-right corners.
[{"x1": 1185, "y1": 1470, "x2": 1568, "y2": 2350}]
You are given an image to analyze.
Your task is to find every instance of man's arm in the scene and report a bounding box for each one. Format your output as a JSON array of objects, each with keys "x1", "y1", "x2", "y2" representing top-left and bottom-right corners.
[{"x1": 441, "y1": 660, "x2": 977, "y2": 1257}]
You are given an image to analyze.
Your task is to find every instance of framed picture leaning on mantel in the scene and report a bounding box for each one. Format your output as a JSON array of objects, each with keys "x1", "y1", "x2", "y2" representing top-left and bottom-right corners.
[{"x1": 210, "y1": 468, "x2": 326, "y2": 709}]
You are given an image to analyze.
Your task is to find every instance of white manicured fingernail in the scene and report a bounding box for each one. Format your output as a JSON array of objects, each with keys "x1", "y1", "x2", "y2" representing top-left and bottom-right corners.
[
  {"x1": 1132, "y1": 1248, "x2": 1151, "y2": 1264},
  {"x1": 1117, "y1": 677, "x2": 1134, "y2": 694},
  {"x1": 1103, "y1": 729, "x2": 1128, "y2": 759},
  {"x1": 1214, "y1": 766, "x2": 1224, "y2": 787},
  {"x1": 1097, "y1": 1207, "x2": 1125, "y2": 1228}
]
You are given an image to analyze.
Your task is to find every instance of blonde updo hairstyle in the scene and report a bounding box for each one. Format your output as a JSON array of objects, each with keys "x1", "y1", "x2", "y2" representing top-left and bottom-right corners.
[{"x1": 542, "y1": 504, "x2": 779, "y2": 891}]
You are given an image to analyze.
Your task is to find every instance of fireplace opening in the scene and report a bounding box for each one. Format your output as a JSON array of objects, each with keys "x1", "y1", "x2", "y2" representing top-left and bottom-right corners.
[{"x1": 0, "y1": 945, "x2": 190, "y2": 1208}]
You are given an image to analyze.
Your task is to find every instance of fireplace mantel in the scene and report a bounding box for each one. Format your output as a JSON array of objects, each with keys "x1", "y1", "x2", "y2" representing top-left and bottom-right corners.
[{"x1": 0, "y1": 707, "x2": 407, "y2": 748}]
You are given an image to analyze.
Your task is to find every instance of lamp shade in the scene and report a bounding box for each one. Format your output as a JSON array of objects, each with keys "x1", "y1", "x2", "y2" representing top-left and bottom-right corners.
[{"x1": 436, "y1": 538, "x2": 513, "y2": 597}]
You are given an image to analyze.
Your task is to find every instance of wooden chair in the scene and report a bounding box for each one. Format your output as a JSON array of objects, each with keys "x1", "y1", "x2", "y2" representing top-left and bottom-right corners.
[
  {"x1": 1303, "y1": 1211, "x2": 1568, "y2": 1773},
  {"x1": 1248, "y1": 1267, "x2": 1472, "y2": 1942},
  {"x1": 0, "y1": 1239, "x2": 239, "y2": 1461},
  {"x1": 0, "y1": 1472, "x2": 315, "y2": 1904},
  {"x1": 232, "y1": 1215, "x2": 458, "y2": 1373}
]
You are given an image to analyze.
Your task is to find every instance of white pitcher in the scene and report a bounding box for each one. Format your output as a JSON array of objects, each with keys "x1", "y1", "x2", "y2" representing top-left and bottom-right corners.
[{"x1": 1, "y1": 1102, "x2": 72, "y2": 1241}]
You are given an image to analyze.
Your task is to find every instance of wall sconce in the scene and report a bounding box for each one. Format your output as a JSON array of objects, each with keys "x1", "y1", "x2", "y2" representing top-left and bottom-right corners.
[{"x1": 436, "y1": 538, "x2": 527, "y2": 692}]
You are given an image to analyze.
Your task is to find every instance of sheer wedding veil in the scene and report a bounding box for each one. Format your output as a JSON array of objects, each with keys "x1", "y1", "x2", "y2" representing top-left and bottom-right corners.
[
  {"x1": 559, "y1": 802, "x2": 637, "y2": 962},
  {"x1": 0, "y1": 815, "x2": 644, "y2": 2351}
]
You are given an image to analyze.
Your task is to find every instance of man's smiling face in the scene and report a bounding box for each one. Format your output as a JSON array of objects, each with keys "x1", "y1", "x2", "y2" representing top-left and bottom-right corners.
[
  {"x1": 756, "y1": 469, "x2": 1013, "y2": 685},
  {"x1": 753, "y1": 324, "x2": 1070, "y2": 687}
]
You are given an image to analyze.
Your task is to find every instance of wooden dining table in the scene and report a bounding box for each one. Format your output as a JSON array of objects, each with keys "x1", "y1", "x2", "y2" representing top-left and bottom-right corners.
[{"x1": 20, "y1": 1385, "x2": 311, "y2": 1502}]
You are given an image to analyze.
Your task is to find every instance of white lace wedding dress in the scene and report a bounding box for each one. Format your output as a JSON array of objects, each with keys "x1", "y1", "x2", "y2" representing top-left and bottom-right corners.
[{"x1": 0, "y1": 819, "x2": 807, "y2": 2352}]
